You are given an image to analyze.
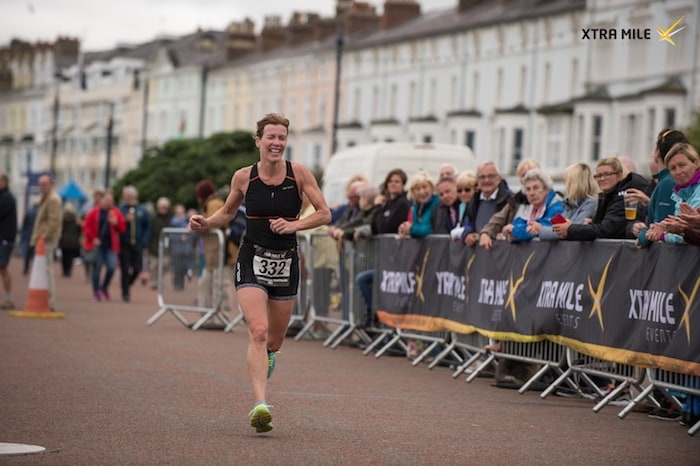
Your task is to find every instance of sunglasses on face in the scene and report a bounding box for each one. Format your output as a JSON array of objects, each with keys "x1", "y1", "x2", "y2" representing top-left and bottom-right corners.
[
  {"x1": 457, "y1": 187, "x2": 474, "y2": 193},
  {"x1": 593, "y1": 171, "x2": 620, "y2": 180}
]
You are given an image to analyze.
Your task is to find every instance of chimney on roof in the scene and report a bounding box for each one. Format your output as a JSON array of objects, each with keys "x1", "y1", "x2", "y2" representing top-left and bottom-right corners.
[
  {"x1": 53, "y1": 37, "x2": 80, "y2": 67},
  {"x1": 258, "y1": 15, "x2": 286, "y2": 53},
  {"x1": 287, "y1": 12, "x2": 320, "y2": 47},
  {"x1": 344, "y1": 1, "x2": 381, "y2": 35},
  {"x1": 226, "y1": 18, "x2": 256, "y2": 60},
  {"x1": 313, "y1": 17, "x2": 338, "y2": 41},
  {"x1": 381, "y1": 0, "x2": 421, "y2": 30},
  {"x1": 458, "y1": 0, "x2": 483, "y2": 12}
]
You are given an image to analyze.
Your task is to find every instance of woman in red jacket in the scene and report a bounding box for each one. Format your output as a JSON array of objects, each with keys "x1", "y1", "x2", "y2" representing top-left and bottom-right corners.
[{"x1": 83, "y1": 193, "x2": 126, "y2": 301}]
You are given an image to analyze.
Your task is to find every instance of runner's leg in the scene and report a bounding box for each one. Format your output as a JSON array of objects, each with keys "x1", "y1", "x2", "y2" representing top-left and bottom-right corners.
[{"x1": 238, "y1": 286, "x2": 270, "y2": 403}]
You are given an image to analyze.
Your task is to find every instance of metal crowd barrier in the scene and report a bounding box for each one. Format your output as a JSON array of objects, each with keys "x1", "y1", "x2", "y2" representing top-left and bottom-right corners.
[
  {"x1": 618, "y1": 369, "x2": 700, "y2": 436},
  {"x1": 147, "y1": 228, "x2": 230, "y2": 330},
  {"x1": 449, "y1": 332, "x2": 492, "y2": 376},
  {"x1": 466, "y1": 339, "x2": 573, "y2": 394},
  {"x1": 539, "y1": 348, "x2": 648, "y2": 413},
  {"x1": 293, "y1": 232, "x2": 349, "y2": 343}
]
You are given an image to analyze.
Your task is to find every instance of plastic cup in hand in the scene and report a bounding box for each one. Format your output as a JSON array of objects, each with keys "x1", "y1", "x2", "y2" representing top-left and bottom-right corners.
[{"x1": 624, "y1": 196, "x2": 638, "y2": 220}]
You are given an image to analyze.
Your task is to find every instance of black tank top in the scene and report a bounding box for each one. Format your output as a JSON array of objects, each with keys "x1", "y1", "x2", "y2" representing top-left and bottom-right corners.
[{"x1": 244, "y1": 160, "x2": 301, "y2": 249}]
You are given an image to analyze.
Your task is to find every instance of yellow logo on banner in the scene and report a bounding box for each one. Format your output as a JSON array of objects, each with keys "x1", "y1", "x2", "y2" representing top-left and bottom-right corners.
[
  {"x1": 587, "y1": 255, "x2": 614, "y2": 332},
  {"x1": 415, "y1": 248, "x2": 430, "y2": 303},
  {"x1": 656, "y1": 16, "x2": 685, "y2": 46},
  {"x1": 505, "y1": 252, "x2": 535, "y2": 321},
  {"x1": 677, "y1": 277, "x2": 699, "y2": 344}
]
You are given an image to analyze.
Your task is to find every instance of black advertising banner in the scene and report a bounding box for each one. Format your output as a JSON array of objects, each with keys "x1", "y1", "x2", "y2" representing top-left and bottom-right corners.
[{"x1": 374, "y1": 237, "x2": 700, "y2": 375}]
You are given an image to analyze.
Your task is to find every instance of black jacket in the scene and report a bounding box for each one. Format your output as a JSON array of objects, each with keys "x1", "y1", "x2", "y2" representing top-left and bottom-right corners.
[
  {"x1": 0, "y1": 187, "x2": 17, "y2": 242},
  {"x1": 371, "y1": 191, "x2": 411, "y2": 235},
  {"x1": 567, "y1": 173, "x2": 651, "y2": 240},
  {"x1": 431, "y1": 200, "x2": 462, "y2": 234}
]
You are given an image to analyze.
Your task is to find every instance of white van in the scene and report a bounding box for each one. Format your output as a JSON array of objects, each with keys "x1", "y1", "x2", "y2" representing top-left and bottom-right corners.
[{"x1": 322, "y1": 142, "x2": 477, "y2": 206}]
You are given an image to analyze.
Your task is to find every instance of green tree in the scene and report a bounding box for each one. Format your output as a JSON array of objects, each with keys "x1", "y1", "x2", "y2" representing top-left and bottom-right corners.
[
  {"x1": 686, "y1": 112, "x2": 700, "y2": 151},
  {"x1": 112, "y1": 131, "x2": 258, "y2": 209}
]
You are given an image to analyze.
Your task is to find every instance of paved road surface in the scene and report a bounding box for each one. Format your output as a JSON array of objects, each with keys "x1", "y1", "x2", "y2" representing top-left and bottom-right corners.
[{"x1": 0, "y1": 260, "x2": 697, "y2": 465}]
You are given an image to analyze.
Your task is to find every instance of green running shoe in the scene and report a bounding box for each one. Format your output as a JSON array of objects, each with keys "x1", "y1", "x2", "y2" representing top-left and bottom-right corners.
[
  {"x1": 249, "y1": 402, "x2": 273, "y2": 433},
  {"x1": 267, "y1": 350, "x2": 276, "y2": 379}
]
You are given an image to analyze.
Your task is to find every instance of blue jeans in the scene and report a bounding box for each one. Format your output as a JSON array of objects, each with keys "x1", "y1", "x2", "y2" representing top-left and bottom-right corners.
[
  {"x1": 355, "y1": 269, "x2": 374, "y2": 310},
  {"x1": 93, "y1": 248, "x2": 117, "y2": 293}
]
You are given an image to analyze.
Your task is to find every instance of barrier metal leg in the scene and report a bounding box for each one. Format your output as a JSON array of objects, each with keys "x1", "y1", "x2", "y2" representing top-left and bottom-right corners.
[
  {"x1": 452, "y1": 351, "x2": 482, "y2": 379},
  {"x1": 411, "y1": 340, "x2": 440, "y2": 366},
  {"x1": 428, "y1": 340, "x2": 464, "y2": 370},
  {"x1": 224, "y1": 311, "x2": 246, "y2": 333},
  {"x1": 593, "y1": 380, "x2": 630, "y2": 413},
  {"x1": 147, "y1": 306, "x2": 191, "y2": 328},
  {"x1": 374, "y1": 333, "x2": 404, "y2": 358},
  {"x1": 540, "y1": 366, "x2": 573, "y2": 399},
  {"x1": 689, "y1": 419, "x2": 700, "y2": 436},
  {"x1": 466, "y1": 353, "x2": 496, "y2": 382},
  {"x1": 618, "y1": 383, "x2": 655, "y2": 419},
  {"x1": 329, "y1": 324, "x2": 358, "y2": 349},
  {"x1": 518, "y1": 363, "x2": 554, "y2": 394},
  {"x1": 362, "y1": 328, "x2": 395, "y2": 356}
]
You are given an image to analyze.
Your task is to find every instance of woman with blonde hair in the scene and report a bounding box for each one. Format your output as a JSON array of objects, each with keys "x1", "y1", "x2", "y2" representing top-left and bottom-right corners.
[
  {"x1": 398, "y1": 170, "x2": 439, "y2": 238},
  {"x1": 647, "y1": 143, "x2": 700, "y2": 245},
  {"x1": 553, "y1": 157, "x2": 650, "y2": 240}
]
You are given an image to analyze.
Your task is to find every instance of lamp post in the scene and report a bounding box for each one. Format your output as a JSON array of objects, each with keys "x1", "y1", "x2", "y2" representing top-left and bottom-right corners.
[
  {"x1": 331, "y1": 26, "x2": 344, "y2": 156},
  {"x1": 50, "y1": 71, "x2": 60, "y2": 178},
  {"x1": 104, "y1": 102, "x2": 115, "y2": 189},
  {"x1": 20, "y1": 135, "x2": 34, "y2": 214}
]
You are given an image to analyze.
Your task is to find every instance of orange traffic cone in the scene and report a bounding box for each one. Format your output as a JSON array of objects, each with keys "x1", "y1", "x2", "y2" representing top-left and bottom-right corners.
[{"x1": 9, "y1": 236, "x2": 65, "y2": 319}]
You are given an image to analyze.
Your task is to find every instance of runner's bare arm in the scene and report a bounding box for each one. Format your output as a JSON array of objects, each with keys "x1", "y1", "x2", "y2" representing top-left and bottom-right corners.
[
  {"x1": 189, "y1": 168, "x2": 249, "y2": 231},
  {"x1": 289, "y1": 162, "x2": 331, "y2": 232}
]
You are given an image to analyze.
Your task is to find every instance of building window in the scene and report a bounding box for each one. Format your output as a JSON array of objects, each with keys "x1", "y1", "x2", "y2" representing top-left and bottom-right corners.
[
  {"x1": 511, "y1": 128, "x2": 524, "y2": 174},
  {"x1": 464, "y1": 130, "x2": 475, "y2": 150},
  {"x1": 664, "y1": 108, "x2": 676, "y2": 128},
  {"x1": 423, "y1": 134, "x2": 432, "y2": 143},
  {"x1": 471, "y1": 71, "x2": 479, "y2": 108},
  {"x1": 546, "y1": 120, "x2": 563, "y2": 169},
  {"x1": 591, "y1": 115, "x2": 603, "y2": 162}
]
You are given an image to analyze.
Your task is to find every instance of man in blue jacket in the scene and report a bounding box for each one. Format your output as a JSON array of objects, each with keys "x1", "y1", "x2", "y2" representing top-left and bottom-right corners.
[{"x1": 118, "y1": 185, "x2": 151, "y2": 302}]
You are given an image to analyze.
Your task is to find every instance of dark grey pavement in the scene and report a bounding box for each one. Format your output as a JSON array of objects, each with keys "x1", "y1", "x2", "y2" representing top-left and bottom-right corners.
[{"x1": 0, "y1": 260, "x2": 697, "y2": 465}]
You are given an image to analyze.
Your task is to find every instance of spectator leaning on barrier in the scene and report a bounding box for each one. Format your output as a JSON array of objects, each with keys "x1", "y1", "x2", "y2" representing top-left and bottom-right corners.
[
  {"x1": 478, "y1": 159, "x2": 539, "y2": 250},
  {"x1": 331, "y1": 185, "x2": 380, "y2": 242},
  {"x1": 557, "y1": 163, "x2": 600, "y2": 225},
  {"x1": 0, "y1": 173, "x2": 17, "y2": 310},
  {"x1": 398, "y1": 170, "x2": 439, "y2": 238},
  {"x1": 147, "y1": 197, "x2": 172, "y2": 289},
  {"x1": 553, "y1": 157, "x2": 650, "y2": 241},
  {"x1": 118, "y1": 185, "x2": 151, "y2": 302},
  {"x1": 327, "y1": 178, "x2": 368, "y2": 320},
  {"x1": 355, "y1": 169, "x2": 411, "y2": 328},
  {"x1": 30, "y1": 174, "x2": 63, "y2": 311},
  {"x1": 449, "y1": 171, "x2": 477, "y2": 242},
  {"x1": 462, "y1": 161, "x2": 513, "y2": 247},
  {"x1": 645, "y1": 143, "x2": 700, "y2": 245},
  {"x1": 83, "y1": 193, "x2": 126, "y2": 302},
  {"x1": 634, "y1": 129, "x2": 689, "y2": 246},
  {"x1": 501, "y1": 168, "x2": 564, "y2": 243},
  {"x1": 329, "y1": 175, "x2": 368, "y2": 225},
  {"x1": 431, "y1": 175, "x2": 461, "y2": 235}
]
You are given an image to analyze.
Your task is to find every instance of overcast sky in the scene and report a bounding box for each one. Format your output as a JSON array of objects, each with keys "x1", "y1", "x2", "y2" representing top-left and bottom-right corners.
[{"x1": 1, "y1": 0, "x2": 458, "y2": 52}]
